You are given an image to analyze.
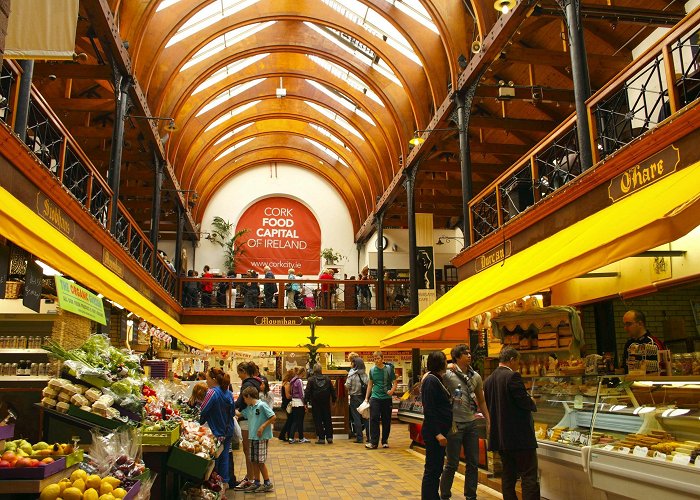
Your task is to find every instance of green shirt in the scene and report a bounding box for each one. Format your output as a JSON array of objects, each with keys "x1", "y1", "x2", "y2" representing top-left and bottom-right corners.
[{"x1": 369, "y1": 364, "x2": 395, "y2": 400}]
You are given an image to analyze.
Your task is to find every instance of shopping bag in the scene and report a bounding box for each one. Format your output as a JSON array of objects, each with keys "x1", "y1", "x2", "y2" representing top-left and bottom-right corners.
[
  {"x1": 232, "y1": 416, "x2": 243, "y2": 443},
  {"x1": 357, "y1": 400, "x2": 370, "y2": 419}
]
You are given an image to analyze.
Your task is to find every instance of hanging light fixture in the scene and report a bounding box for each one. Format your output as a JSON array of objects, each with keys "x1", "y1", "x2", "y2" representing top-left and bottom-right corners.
[{"x1": 494, "y1": 0, "x2": 516, "y2": 15}]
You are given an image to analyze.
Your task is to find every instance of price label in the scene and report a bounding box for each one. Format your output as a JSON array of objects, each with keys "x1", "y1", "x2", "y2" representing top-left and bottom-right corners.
[
  {"x1": 672, "y1": 453, "x2": 691, "y2": 466},
  {"x1": 618, "y1": 446, "x2": 630, "y2": 454},
  {"x1": 574, "y1": 394, "x2": 584, "y2": 410},
  {"x1": 632, "y1": 446, "x2": 648, "y2": 457},
  {"x1": 579, "y1": 434, "x2": 590, "y2": 446},
  {"x1": 652, "y1": 451, "x2": 667, "y2": 461},
  {"x1": 603, "y1": 445, "x2": 615, "y2": 451}
]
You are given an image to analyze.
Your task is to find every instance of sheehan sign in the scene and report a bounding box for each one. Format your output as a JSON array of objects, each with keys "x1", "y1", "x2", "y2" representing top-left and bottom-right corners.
[{"x1": 236, "y1": 197, "x2": 321, "y2": 275}]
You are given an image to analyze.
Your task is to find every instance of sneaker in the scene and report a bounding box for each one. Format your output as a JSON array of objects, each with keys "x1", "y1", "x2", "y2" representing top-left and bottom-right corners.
[
  {"x1": 365, "y1": 443, "x2": 378, "y2": 449},
  {"x1": 355, "y1": 439, "x2": 364, "y2": 444},
  {"x1": 234, "y1": 480, "x2": 252, "y2": 490},
  {"x1": 244, "y1": 483, "x2": 261, "y2": 493},
  {"x1": 382, "y1": 443, "x2": 389, "y2": 448},
  {"x1": 278, "y1": 435, "x2": 287, "y2": 441},
  {"x1": 316, "y1": 438, "x2": 325, "y2": 445},
  {"x1": 299, "y1": 438, "x2": 310, "y2": 443},
  {"x1": 288, "y1": 439, "x2": 297, "y2": 444},
  {"x1": 326, "y1": 438, "x2": 333, "y2": 444},
  {"x1": 256, "y1": 483, "x2": 274, "y2": 493}
]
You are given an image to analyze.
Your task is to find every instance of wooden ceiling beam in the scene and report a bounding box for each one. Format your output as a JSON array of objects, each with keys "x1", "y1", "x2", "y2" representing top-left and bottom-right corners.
[
  {"x1": 475, "y1": 85, "x2": 575, "y2": 103},
  {"x1": 47, "y1": 98, "x2": 113, "y2": 112},
  {"x1": 501, "y1": 46, "x2": 630, "y2": 72},
  {"x1": 469, "y1": 115, "x2": 554, "y2": 132},
  {"x1": 33, "y1": 63, "x2": 113, "y2": 80},
  {"x1": 533, "y1": 4, "x2": 685, "y2": 27}
]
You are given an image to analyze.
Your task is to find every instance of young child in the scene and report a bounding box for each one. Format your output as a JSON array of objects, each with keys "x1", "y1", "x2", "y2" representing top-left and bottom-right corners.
[{"x1": 236, "y1": 386, "x2": 276, "y2": 493}]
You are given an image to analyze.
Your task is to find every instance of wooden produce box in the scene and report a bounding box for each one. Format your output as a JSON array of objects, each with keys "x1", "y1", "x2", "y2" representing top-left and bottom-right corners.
[
  {"x1": 66, "y1": 404, "x2": 125, "y2": 430},
  {"x1": 0, "y1": 456, "x2": 66, "y2": 479},
  {"x1": 167, "y1": 445, "x2": 215, "y2": 480},
  {"x1": 142, "y1": 425, "x2": 180, "y2": 446}
]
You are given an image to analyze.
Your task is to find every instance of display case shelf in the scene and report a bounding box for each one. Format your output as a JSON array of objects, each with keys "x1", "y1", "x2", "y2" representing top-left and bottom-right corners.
[
  {"x1": 0, "y1": 376, "x2": 50, "y2": 381},
  {"x1": 0, "y1": 348, "x2": 48, "y2": 354}
]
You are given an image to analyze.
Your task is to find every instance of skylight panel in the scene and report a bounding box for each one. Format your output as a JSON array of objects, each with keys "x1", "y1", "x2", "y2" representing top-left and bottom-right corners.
[
  {"x1": 306, "y1": 55, "x2": 383, "y2": 106},
  {"x1": 214, "y1": 123, "x2": 255, "y2": 146},
  {"x1": 182, "y1": 22, "x2": 275, "y2": 71},
  {"x1": 193, "y1": 54, "x2": 269, "y2": 95},
  {"x1": 215, "y1": 137, "x2": 256, "y2": 162},
  {"x1": 198, "y1": 79, "x2": 265, "y2": 116},
  {"x1": 206, "y1": 100, "x2": 260, "y2": 132},
  {"x1": 389, "y1": 0, "x2": 439, "y2": 34},
  {"x1": 166, "y1": 0, "x2": 261, "y2": 47},
  {"x1": 305, "y1": 138, "x2": 349, "y2": 168},
  {"x1": 310, "y1": 123, "x2": 351, "y2": 150},
  {"x1": 305, "y1": 101, "x2": 363, "y2": 140},
  {"x1": 156, "y1": 0, "x2": 180, "y2": 12},
  {"x1": 321, "y1": 0, "x2": 422, "y2": 66},
  {"x1": 306, "y1": 79, "x2": 375, "y2": 126}
]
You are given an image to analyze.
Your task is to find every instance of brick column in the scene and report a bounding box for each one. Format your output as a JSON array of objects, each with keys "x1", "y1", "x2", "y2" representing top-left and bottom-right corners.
[{"x1": 0, "y1": 0, "x2": 10, "y2": 66}]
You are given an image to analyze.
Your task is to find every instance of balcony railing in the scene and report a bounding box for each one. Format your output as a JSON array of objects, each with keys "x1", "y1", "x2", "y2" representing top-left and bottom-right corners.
[
  {"x1": 0, "y1": 61, "x2": 176, "y2": 298},
  {"x1": 468, "y1": 9, "x2": 700, "y2": 244}
]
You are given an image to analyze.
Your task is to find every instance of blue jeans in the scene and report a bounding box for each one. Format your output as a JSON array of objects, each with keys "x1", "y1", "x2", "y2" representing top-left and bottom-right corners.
[
  {"x1": 215, "y1": 436, "x2": 232, "y2": 485},
  {"x1": 440, "y1": 420, "x2": 479, "y2": 500},
  {"x1": 349, "y1": 395, "x2": 368, "y2": 441},
  {"x1": 369, "y1": 397, "x2": 392, "y2": 446}
]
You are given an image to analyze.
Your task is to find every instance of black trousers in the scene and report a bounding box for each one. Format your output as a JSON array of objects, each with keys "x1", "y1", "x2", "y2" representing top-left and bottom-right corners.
[
  {"x1": 499, "y1": 449, "x2": 540, "y2": 500},
  {"x1": 289, "y1": 406, "x2": 305, "y2": 440},
  {"x1": 369, "y1": 398, "x2": 392, "y2": 445},
  {"x1": 421, "y1": 434, "x2": 446, "y2": 500},
  {"x1": 311, "y1": 403, "x2": 333, "y2": 440},
  {"x1": 279, "y1": 406, "x2": 293, "y2": 439}
]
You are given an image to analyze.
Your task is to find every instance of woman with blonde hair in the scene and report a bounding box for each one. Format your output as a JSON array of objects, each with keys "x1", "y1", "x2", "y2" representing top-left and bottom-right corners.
[{"x1": 188, "y1": 381, "x2": 209, "y2": 407}]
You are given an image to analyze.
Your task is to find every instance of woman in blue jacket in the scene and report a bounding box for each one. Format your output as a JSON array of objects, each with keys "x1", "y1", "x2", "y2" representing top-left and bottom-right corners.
[{"x1": 200, "y1": 367, "x2": 235, "y2": 489}]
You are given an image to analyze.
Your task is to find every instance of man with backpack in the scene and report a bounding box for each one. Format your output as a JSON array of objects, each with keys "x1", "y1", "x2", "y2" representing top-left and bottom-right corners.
[
  {"x1": 304, "y1": 363, "x2": 337, "y2": 444},
  {"x1": 364, "y1": 351, "x2": 397, "y2": 449},
  {"x1": 345, "y1": 354, "x2": 369, "y2": 443}
]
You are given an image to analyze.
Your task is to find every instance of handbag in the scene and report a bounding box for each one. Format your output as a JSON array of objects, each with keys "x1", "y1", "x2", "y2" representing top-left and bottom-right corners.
[
  {"x1": 232, "y1": 416, "x2": 243, "y2": 443},
  {"x1": 285, "y1": 401, "x2": 293, "y2": 414},
  {"x1": 357, "y1": 400, "x2": 370, "y2": 419}
]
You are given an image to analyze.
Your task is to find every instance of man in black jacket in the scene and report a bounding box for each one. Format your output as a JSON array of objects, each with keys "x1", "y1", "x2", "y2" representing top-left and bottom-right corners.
[
  {"x1": 484, "y1": 347, "x2": 539, "y2": 500},
  {"x1": 304, "y1": 363, "x2": 337, "y2": 444}
]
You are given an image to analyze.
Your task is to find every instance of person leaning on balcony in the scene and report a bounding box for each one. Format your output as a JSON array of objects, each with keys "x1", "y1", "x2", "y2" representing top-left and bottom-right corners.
[
  {"x1": 319, "y1": 268, "x2": 335, "y2": 309},
  {"x1": 201, "y1": 265, "x2": 214, "y2": 307},
  {"x1": 285, "y1": 268, "x2": 298, "y2": 309}
]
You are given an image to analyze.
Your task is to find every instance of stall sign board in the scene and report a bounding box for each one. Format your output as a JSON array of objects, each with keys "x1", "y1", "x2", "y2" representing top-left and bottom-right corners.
[
  {"x1": 23, "y1": 261, "x2": 43, "y2": 312},
  {"x1": 54, "y1": 276, "x2": 107, "y2": 325}
]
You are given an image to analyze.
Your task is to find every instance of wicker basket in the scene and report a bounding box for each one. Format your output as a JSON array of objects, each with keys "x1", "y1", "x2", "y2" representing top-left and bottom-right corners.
[{"x1": 3, "y1": 281, "x2": 23, "y2": 299}]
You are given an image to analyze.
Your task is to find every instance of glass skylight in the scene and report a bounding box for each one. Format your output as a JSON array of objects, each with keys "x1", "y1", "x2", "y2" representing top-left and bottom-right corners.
[
  {"x1": 305, "y1": 101, "x2": 363, "y2": 140},
  {"x1": 156, "y1": 0, "x2": 180, "y2": 12},
  {"x1": 214, "y1": 123, "x2": 254, "y2": 146},
  {"x1": 198, "y1": 79, "x2": 265, "y2": 116},
  {"x1": 304, "y1": 22, "x2": 402, "y2": 87},
  {"x1": 310, "y1": 123, "x2": 351, "y2": 150},
  {"x1": 321, "y1": 0, "x2": 422, "y2": 66},
  {"x1": 305, "y1": 138, "x2": 349, "y2": 168},
  {"x1": 206, "y1": 100, "x2": 260, "y2": 132},
  {"x1": 306, "y1": 55, "x2": 384, "y2": 106},
  {"x1": 387, "y1": 0, "x2": 439, "y2": 34},
  {"x1": 215, "y1": 137, "x2": 256, "y2": 162},
  {"x1": 193, "y1": 54, "x2": 269, "y2": 95},
  {"x1": 182, "y1": 22, "x2": 276, "y2": 71},
  {"x1": 166, "y1": 0, "x2": 261, "y2": 47},
  {"x1": 306, "y1": 79, "x2": 375, "y2": 126}
]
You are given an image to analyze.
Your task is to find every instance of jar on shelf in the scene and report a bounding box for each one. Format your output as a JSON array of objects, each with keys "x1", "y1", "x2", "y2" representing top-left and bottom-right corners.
[
  {"x1": 681, "y1": 353, "x2": 693, "y2": 375},
  {"x1": 30, "y1": 362, "x2": 38, "y2": 376},
  {"x1": 671, "y1": 354, "x2": 683, "y2": 375}
]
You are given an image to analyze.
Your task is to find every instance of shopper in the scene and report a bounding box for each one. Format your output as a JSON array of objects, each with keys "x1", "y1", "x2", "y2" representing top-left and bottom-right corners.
[
  {"x1": 345, "y1": 355, "x2": 369, "y2": 443},
  {"x1": 236, "y1": 386, "x2": 276, "y2": 493},
  {"x1": 318, "y1": 268, "x2": 335, "y2": 309},
  {"x1": 288, "y1": 366, "x2": 309, "y2": 443},
  {"x1": 622, "y1": 309, "x2": 666, "y2": 373},
  {"x1": 304, "y1": 363, "x2": 337, "y2": 444},
  {"x1": 199, "y1": 367, "x2": 235, "y2": 491},
  {"x1": 241, "y1": 270, "x2": 260, "y2": 308},
  {"x1": 277, "y1": 369, "x2": 295, "y2": 441},
  {"x1": 365, "y1": 351, "x2": 397, "y2": 449},
  {"x1": 440, "y1": 344, "x2": 490, "y2": 500},
  {"x1": 226, "y1": 270, "x2": 237, "y2": 308},
  {"x1": 484, "y1": 347, "x2": 540, "y2": 500},
  {"x1": 233, "y1": 362, "x2": 262, "y2": 491},
  {"x1": 183, "y1": 270, "x2": 199, "y2": 307},
  {"x1": 263, "y1": 266, "x2": 276, "y2": 308},
  {"x1": 188, "y1": 381, "x2": 209, "y2": 408},
  {"x1": 285, "y1": 268, "x2": 298, "y2": 309},
  {"x1": 420, "y1": 351, "x2": 452, "y2": 500},
  {"x1": 201, "y1": 265, "x2": 214, "y2": 307}
]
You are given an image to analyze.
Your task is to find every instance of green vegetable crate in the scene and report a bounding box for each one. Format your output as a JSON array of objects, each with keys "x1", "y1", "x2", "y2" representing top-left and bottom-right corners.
[
  {"x1": 66, "y1": 405, "x2": 125, "y2": 430},
  {"x1": 142, "y1": 425, "x2": 180, "y2": 446},
  {"x1": 167, "y1": 445, "x2": 215, "y2": 480}
]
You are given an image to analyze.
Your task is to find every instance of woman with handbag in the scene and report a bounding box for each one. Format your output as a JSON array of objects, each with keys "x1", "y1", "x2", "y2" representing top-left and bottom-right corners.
[
  {"x1": 199, "y1": 368, "x2": 235, "y2": 491},
  {"x1": 345, "y1": 356, "x2": 369, "y2": 443},
  {"x1": 277, "y1": 369, "x2": 295, "y2": 441},
  {"x1": 288, "y1": 366, "x2": 310, "y2": 443}
]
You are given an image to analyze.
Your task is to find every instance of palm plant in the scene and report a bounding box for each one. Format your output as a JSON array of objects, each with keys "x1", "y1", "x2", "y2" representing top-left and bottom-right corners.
[{"x1": 209, "y1": 217, "x2": 249, "y2": 271}]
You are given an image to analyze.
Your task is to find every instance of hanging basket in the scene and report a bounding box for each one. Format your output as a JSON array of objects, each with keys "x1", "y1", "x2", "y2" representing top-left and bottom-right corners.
[{"x1": 3, "y1": 281, "x2": 23, "y2": 299}]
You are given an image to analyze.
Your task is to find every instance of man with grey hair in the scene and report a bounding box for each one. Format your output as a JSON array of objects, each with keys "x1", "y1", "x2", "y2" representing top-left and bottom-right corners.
[
  {"x1": 364, "y1": 351, "x2": 397, "y2": 449},
  {"x1": 440, "y1": 344, "x2": 490, "y2": 500},
  {"x1": 484, "y1": 347, "x2": 539, "y2": 500}
]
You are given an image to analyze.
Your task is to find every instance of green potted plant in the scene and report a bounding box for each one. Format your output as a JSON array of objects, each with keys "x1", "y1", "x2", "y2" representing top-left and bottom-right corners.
[
  {"x1": 321, "y1": 248, "x2": 345, "y2": 265},
  {"x1": 209, "y1": 216, "x2": 249, "y2": 271}
]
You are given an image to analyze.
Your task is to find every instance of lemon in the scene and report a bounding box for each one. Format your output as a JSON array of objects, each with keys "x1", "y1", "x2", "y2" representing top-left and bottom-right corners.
[
  {"x1": 58, "y1": 479, "x2": 72, "y2": 493},
  {"x1": 112, "y1": 488, "x2": 127, "y2": 499},
  {"x1": 69, "y1": 469, "x2": 87, "y2": 483},
  {"x1": 99, "y1": 481, "x2": 113, "y2": 495},
  {"x1": 71, "y1": 478, "x2": 85, "y2": 493},
  {"x1": 39, "y1": 483, "x2": 61, "y2": 500},
  {"x1": 62, "y1": 487, "x2": 83, "y2": 500},
  {"x1": 86, "y1": 474, "x2": 102, "y2": 490},
  {"x1": 98, "y1": 495, "x2": 116, "y2": 500},
  {"x1": 83, "y1": 488, "x2": 99, "y2": 500},
  {"x1": 102, "y1": 476, "x2": 121, "y2": 489}
]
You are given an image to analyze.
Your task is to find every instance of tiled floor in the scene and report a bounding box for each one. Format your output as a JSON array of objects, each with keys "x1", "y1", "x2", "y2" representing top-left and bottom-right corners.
[{"x1": 226, "y1": 423, "x2": 503, "y2": 499}]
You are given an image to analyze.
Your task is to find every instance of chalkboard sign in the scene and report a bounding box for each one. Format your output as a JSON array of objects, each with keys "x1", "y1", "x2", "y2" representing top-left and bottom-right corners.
[
  {"x1": 23, "y1": 261, "x2": 43, "y2": 312},
  {"x1": 97, "y1": 302, "x2": 111, "y2": 335},
  {"x1": 119, "y1": 311, "x2": 127, "y2": 341},
  {"x1": 0, "y1": 245, "x2": 9, "y2": 297}
]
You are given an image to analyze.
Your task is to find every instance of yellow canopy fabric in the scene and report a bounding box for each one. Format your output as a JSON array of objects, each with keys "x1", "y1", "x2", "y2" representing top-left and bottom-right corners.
[
  {"x1": 5, "y1": 0, "x2": 79, "y2": 60},
  {"x1": 381, "y1": 161, "x2": 700, "y2": 349}
]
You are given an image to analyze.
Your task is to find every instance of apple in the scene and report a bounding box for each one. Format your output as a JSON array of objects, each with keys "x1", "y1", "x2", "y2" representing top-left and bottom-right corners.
[
  {"x1": 0, "y1": 460, "x2": 11, "y2": 468},
  {"x1": 28, "y1": 459, "x2": 40, "y2": 467},
  {"x1": 1, "y1": 451, "x2": 15, "y2": 462},
  {"x1": 41, "y1": 457, "x2": 54, "y2": 464},
  {"x1": 15, "y1": 457, "x2": 31, "y2": 468}
]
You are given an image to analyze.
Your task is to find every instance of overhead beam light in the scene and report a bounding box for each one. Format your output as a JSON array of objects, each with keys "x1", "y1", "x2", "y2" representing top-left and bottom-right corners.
[
  {"x1": 435, "y1": 236, "x2": 465, "y2": 246},
  {"x1": 409, "y1": 127, "x2": 459, "y2": 146},
  {"x1": 494, "y1": 0, "x2": 516, "y2": 15}
]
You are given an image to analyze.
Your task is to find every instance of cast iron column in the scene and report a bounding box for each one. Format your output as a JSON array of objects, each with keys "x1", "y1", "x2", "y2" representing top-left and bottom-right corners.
[
  {"x1": 149, "y1": 151, "x2": 163, "y2": 272},
  {"x1": 14, "y1": 60, "x2": 34, "y2": 141},
  {"x1": 107, "y1": 72, "x2": 132, "y2": 233},
  {"x1": 558, "y1": 0, "x2": 593, "y2": 170},
  {"x1": 411, "y1": 348, "x2": 421, "y2": 387},
  {"x1": 404, "y1": 165, "x2": 418, "y2": 315},
  {"x1": 455, "y1": 82, "x2": 479, "y2": 246},
  {"x1": 375, "y1": 208, "x2": 385, "y2": 310},
  {"x1": 174, "y1": 203, "x2": 184, "y2": 277}
]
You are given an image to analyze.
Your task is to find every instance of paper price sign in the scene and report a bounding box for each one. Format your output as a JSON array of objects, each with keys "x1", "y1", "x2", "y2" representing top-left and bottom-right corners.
[
  {"x1": 632, "y1": 446, "x2": 648, "y2": 457},
  {"x1": 671, "y1": 453, "x2": 690, "y2": 466}
]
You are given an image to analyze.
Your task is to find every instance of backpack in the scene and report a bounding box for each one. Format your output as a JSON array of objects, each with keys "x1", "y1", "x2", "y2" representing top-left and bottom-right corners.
[
  {"x1": 314, "y1": 376, "x2": 332, "y2": 399},
  {"x1": 357, "y1": 372, "x2": 368, "y2": 397}
]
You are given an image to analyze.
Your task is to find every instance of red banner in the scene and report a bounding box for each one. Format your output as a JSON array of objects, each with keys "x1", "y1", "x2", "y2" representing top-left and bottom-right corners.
[{"x1": 235, "y1": 197, "x2": 321, "y2": 275}]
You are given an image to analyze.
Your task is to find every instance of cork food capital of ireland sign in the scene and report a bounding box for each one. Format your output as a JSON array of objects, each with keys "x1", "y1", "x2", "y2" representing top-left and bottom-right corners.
[{"x1": 608, "y1": 145, "x2": 680, "y2": 203}]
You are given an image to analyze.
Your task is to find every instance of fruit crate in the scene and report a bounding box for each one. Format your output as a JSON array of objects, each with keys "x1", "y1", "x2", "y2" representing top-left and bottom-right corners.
[
  {"x1": 142, "y1": 425, "x2": 180, "y2": 446},
  {"x1": 167, "y1": 445, "x2": 215, "y2": 481},
  {"x1": 123, "y1": 479, "x2": 142, "y2": 500},
  {"x1": 0, "y1": 423, "x2": 15, "y2": 440},
  {"x1": 0, "y1": 456, "x2": 66, "y2": 479},
  {"x1": 66, "y1": 404, "x2": 126, "y2": 430}
]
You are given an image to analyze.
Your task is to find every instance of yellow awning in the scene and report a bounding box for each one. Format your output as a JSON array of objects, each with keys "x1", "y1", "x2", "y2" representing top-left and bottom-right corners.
[{"x1": 381, "y1": 160, "x2": 700, "y2": 349}]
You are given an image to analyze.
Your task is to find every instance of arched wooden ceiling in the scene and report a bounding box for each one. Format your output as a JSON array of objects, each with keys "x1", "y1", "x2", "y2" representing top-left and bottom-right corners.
[{"x1": 29, "y1": 0, "x2": 687, "y2": 239}]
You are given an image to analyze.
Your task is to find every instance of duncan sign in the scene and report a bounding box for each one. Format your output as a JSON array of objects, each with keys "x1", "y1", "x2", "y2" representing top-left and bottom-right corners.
[{"x1": 236, "y1": 197, "x2": 321, "y2": 275}]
